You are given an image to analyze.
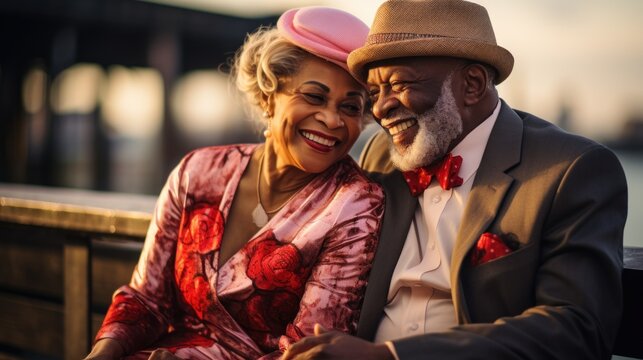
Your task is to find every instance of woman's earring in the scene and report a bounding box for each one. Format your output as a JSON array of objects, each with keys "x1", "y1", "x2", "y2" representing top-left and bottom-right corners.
[
  {"x1": 262, "y1": 110, "x2": 272, "y2": 138},
  {"x1": 262, "y1": 111, "x2": 271, "y2": 138}
]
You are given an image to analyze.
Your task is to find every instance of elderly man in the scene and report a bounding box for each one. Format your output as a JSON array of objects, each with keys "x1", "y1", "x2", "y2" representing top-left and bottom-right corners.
[{"x1": 283, "y1": 1, "x2": 627, "y2": 359}]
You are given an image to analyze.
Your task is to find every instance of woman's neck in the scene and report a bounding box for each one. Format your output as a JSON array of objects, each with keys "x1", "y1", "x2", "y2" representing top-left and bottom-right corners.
[{"x1": 256, "y1": 142, "x2": 316, "y2": 212}]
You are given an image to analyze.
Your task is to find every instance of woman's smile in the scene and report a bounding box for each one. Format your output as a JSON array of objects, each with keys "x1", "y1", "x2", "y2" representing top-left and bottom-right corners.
[{"x1": 300, "y1": 129, "x2": 340, "y2": 152}]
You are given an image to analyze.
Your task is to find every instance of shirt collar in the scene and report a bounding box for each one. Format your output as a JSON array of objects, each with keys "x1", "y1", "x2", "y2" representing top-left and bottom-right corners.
[{"x1": 450, "y1": 100, "x2": 501, "y2": 183}]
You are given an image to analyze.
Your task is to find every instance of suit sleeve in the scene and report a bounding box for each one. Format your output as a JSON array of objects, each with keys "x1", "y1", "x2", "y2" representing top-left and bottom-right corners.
[
  {"x1": 359, "y1": 130, "x2": 396, "y2": 174},
  {"x1": 359, "y1": 131, "x2": 379, "y2": 169},
  {"x1": 393, "y1": 146, "x2": 627, "y2": 360}
]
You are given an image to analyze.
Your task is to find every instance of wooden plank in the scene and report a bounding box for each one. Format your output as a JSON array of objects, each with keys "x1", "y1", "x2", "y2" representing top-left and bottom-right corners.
[
  {"x1": 0, "y1": 292, "x2": 63, "y2": 357},
  {"x1": 0, "y1": 197, "x2": 152, "y2": 238},
  {"x1": 0, "y1": 184, "x2": 155, "y2": 238},
  {"x1": 0, "y1": 222, "x2": 64, "y2": 300},
  {"x1": 91, "y1": 238, "x2": 140, "y2": 311},
  {"x1": 92, "y1": 312, "x2": 107, "y2": 343},
  {"x1": 64, "y1": 242, "x2": 90, "y2": 360},
  {"x1": 92, "y1": 265, "x2": 139, "y2": 311},
  {"x1": 0, "y1": 352, "x2": 22, "y2": 360},
  {"x1": 624, "y1": 246, "x2": 643, "y2": 270},
  {"x1": 613, "y1": 247, "x2": 643, "y2": 358},
  {"x1": 0, "y1": 184, "x2": 156, "y2": 213}
]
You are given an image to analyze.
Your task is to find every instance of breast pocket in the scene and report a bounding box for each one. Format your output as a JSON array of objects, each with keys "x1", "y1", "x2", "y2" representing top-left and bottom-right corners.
[{"x1": 461, "y1": 242, "x2": 539, "y2": 323}]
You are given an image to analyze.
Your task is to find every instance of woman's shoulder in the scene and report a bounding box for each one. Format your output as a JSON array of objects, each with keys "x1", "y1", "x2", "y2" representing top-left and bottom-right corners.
[
  {"x1": 179, "y1": 143, "x2": 258, "y2": 170},
  {"x1": 183, "y1": 143, "x2": 257, "y2": 161},
  {"x1": 332, "y1": 157, "x2": 385, "y2": 199},
  {"x1": 320, "y1": 157, "x2": 385, "y2": 227}
]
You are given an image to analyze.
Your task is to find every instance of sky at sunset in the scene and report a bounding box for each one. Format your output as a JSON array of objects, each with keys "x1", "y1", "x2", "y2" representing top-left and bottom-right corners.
[{"x1": 144, "y1": 0, "x2": 643, "y2": 140}]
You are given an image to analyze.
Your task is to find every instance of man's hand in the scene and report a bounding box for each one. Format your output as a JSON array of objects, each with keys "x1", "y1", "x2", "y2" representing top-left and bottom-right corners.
[
  {"x1": 281, "y1": 324, "x2": 395, "y2": 360},
  {"x1": 148, "y1": 349, "x2": 182, "y2": 360}
]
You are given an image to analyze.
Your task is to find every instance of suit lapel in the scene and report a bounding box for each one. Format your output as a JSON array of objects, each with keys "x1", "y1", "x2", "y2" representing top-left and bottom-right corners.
[
  {"x1": 450, "y1": 101, "x2": 523, "y2": 323},
  {"x1": 358, "y1": 103, "x2": 524, "y2": 333},
  {"x1": 357, "y1": 169, "x2": 417, "y2": 339}
]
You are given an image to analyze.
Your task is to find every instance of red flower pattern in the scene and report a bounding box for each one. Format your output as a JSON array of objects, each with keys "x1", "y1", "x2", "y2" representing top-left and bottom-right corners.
[
  {"x1": 97, "y1": 293, "x2": 164, "y2": 348},
  {"x1": 246, "y1": 233, "x2": 310, "y2": 294},
  {"x1": 181, "y1": 273, "x2": 213, "y2": 318},
  {"x1": 178, "y1": 203, "x2": 224, "y2": 254},
  {"x1": 221, "y1": 231, "x2": 311, "y2": 352},
  {"x1": 226, "y1": 291, "x2": 301, "y2": 352},
  {"x1": 176, "y1": 203, "x2": 223, "y2": 318},
  {"x1": 154, "y1": 330, "x2": 215, "y2": 352},
  {"x1": 99, "y1": 295, "x2": 152, "y2": 328}
]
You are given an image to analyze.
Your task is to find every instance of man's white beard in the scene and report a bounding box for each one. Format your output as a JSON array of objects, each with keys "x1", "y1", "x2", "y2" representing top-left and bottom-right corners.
[{"x1": 388, "y1": 76, "x2": 463, "y2": 171}]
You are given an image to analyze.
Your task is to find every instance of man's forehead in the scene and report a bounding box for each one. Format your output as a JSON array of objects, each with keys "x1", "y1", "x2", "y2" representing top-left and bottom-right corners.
[
  {"x1": 368, "y1": 57, "x2": 425, "y2": 71},
  {"x1": 366, "y1": 57, "x2": 450, "y2": 83},
  {"x1": 366, "y1": 58, "x2": 417, "y2": 81},
  {"x1": 367, "y1": 56, "x2": 469, "y2": 82}
]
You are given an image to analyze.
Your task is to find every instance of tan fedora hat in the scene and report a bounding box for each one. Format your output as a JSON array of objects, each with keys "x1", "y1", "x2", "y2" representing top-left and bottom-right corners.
[{"x1": 348, "y1": 0, "x2": 514, "y2": 84}]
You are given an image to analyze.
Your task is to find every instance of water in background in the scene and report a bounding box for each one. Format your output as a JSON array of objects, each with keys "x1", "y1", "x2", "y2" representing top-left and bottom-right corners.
[{"x1": 616, "y1": 151, "x2": 643, "y2": 248}]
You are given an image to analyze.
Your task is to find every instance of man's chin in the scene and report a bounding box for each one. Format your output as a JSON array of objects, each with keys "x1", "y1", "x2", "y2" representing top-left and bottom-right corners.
[
  {"x1": 391, "y1": 143, "x2": 409, "y2": 159},
  {"x1": 389, "y1": 145, "x2": 418, "y2": 172},
  {"x1": 389, "y1": 126, "x2": 418, "y2": 149},
  {"x1": 388, "y1": 136, "x2": 444, "y2": 172}
]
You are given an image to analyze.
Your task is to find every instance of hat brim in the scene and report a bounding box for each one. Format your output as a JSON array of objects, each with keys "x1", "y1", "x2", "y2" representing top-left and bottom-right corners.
[{"x1": 348, "y1": 37, "x2": 514, "y2": 84}]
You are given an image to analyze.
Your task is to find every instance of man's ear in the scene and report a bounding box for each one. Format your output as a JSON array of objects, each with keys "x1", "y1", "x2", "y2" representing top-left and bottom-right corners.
[{"x1": 462, "y1": 64, "x2": 489, "y2": 106}]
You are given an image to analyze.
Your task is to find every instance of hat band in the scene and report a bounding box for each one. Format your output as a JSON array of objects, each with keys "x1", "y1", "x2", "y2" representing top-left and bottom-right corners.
[{"x1": 366, "y1": 32, "x2": 454, "y2": 45}]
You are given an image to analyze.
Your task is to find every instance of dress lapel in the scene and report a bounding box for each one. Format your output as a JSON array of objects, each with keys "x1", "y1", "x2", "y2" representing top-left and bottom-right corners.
[{"x1": 450, "y1": 101, "x2": 523, "y2": 323}]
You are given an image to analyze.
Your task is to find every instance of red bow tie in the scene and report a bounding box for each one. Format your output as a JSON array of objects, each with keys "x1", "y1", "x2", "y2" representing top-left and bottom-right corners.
[{"x1": 402, "y1": 153, "x2": 463, "y2": 196}]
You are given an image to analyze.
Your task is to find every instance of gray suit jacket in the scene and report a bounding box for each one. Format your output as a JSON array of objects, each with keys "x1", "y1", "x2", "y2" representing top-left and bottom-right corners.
[{"x1": 357, "y1": 101, "x2": 627, "y2": 359}]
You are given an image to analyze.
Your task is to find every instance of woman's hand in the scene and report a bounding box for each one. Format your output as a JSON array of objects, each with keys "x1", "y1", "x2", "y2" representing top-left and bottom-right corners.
[{"x1": 83, "y1": 338, "x2": 125, "y2": 360}]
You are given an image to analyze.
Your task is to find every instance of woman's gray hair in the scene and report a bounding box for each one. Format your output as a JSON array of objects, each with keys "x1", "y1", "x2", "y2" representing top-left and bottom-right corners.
[
  {"x1": 230, "y1": 27, "x2": 309, "y2": 126},
  {"x1": 230, "y1": 26, "x2": 373, "y2": 129}
]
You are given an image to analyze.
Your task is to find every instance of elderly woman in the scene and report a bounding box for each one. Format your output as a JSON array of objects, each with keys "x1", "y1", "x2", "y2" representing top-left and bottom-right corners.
[{"x1": 84, "y1": 6, "x2": 384, "y2": 360}]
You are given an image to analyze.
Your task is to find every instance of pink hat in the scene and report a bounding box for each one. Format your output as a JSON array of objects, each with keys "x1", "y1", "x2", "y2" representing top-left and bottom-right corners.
[{"x1": 277, "y1": 6, "x2": 369, "y2": 72}]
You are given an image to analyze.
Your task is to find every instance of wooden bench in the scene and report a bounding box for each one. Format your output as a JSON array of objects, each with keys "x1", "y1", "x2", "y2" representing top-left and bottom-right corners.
[
  {"x1": 0, "y1": 184, "x2": 154, "y2": 359},
  {"x1": 614, "y1": 247, "x2": 643, "y2": 359},
  {"x1": 0, "y1": 184, "x2": 641, "y2": 359}
]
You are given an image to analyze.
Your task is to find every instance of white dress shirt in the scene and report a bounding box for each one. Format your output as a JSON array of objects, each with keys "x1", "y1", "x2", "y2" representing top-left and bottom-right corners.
[{"x1": 375, "y1": 102, "x2": 501, "y2": 353}]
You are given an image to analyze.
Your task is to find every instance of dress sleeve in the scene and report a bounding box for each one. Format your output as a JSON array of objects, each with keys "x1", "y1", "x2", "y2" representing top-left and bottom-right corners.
[
  {"x1": 94, "y1": 161, "x2": 186, "y2": 354},
  {"x1": 261, "y1": 181, "x2": 385, "y2": 358}
]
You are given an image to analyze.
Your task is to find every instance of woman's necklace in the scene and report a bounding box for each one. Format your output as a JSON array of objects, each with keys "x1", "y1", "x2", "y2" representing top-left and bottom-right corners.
[{"x1": 251, "y1": 153, "x2": 307, "y2": 228}]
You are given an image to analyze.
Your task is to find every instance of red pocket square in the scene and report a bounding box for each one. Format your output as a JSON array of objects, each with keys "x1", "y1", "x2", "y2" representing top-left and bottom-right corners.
[{"x1": 470, "y1": 232, "x2": 516, "y2": 266}]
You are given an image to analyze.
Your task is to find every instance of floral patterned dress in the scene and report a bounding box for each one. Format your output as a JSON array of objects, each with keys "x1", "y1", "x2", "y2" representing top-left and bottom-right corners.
[{"x1": 95, "y1": 144, "x2": 384, "y2": 359}]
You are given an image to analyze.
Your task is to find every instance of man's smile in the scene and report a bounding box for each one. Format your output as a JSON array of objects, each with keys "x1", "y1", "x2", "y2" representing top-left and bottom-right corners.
[{"x1": 386, "y1": 119, "x2": 418, "y2": 136}]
